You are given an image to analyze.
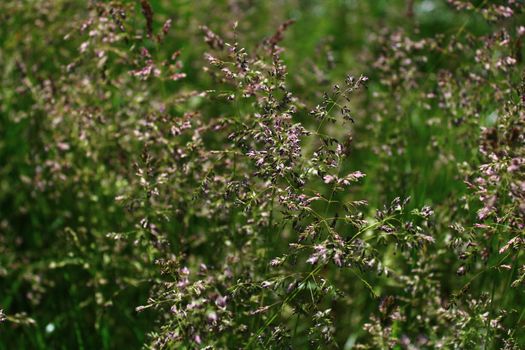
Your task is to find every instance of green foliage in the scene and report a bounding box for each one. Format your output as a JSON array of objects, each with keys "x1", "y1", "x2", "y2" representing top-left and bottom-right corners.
[{"x1": 0, "y1": 0, "x2": 524, "y2": 349}]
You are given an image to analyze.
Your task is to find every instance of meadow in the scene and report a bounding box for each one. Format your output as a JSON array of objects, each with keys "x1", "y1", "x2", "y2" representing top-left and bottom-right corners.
[{"x1": 0, "y1": 0, "x2": 524, "y2": 349}]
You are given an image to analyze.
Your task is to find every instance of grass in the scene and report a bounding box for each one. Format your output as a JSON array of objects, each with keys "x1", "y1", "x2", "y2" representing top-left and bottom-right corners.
[{"x1": 1, "y1": 0, "x2": 524, "y2": 349}]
